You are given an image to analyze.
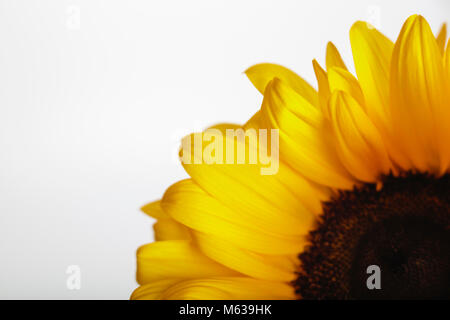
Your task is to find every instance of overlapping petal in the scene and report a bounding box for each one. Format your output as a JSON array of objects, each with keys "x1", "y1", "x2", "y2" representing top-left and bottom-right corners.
[
  {"x1": 436, "y1": 23, "x2": 447, "y2": 55},
  {"x1": 141, "y1": 200, "x2": 191, "y2": 241},
  {"x1": 257, "y1": 77, "x2": 355, "y2": 189},
  {"x1": 390, "y1": 15, "x2": 448, "y2": 173},
  {"x1": 161, "y1": 179, "x2": 308, "y2": 254},
  {"x1": 193, "y1": 231, "x2": 298, "y2": 282},
  {"x1": 326, "y1": 42, "x2": 348, "y2": 70},
  {"x1": 330, "y1": 90, "x2": 392, "y2": 182},
  {"x1": 136, "y1": 240, "x2": 239, "y2": 285},
  {"x1": 327, "y1": 67, "x2": 365, "y2": 107},
  {"x1": 132, "y1": 277, "x2": 295, "y2": 300},
  {"x1": 245, "y1": 63, "x2": 319, "y2": 107},
  {"x1": 153, "y1": 218, "x2": 191, "y2": 241},
  {"x1": 141, "y1": 200, "x2": 166, "y2": 219},
  {"x1": 180, "y1": 125, "x2": 320, "y2": 236},
  {"x1": 350, "y1": 21, "x2": 393, "y2": 134},
  {"x1": 312, "y1": 60, "x2": 331, "y2": 118}
]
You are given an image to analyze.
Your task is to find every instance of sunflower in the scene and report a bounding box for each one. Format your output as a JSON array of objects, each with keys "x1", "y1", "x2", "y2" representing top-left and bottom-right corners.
[{"x1": 131, "y1": 14, "x2": 450, "y2": 300}]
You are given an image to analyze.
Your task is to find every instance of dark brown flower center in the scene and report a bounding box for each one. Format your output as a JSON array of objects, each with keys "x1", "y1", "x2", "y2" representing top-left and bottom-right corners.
[{"x1": 294, "y1": 173, "x2": 450, "y2": 300}]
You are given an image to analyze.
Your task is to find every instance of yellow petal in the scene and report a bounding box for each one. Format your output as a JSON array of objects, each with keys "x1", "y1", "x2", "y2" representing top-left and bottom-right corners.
[
  {"x1": 162, "y1": 179, "x2": 308, "y2": 254},
  {"x1": 245, "y1": 63, "x2": 319, "y2": 107},
  {"x1": 131, "y1": 279, "x2": 179, "y2": 300},
  {"x1": 444, "y1": 39, "x2": 450, "y2": 172},
  {"x1": 231, "y1": 119, "x2": 332, "y2": 213},
  {"x1": 330, "y1": 91, "x2": 393, "y2": 182},
  {"x1": 260, "y1": 78, "x2": 355, "y2": 189},
  {"x1": 349, "y1": 21, "x2": 394, "y2": 134},
  {"x1": 446, "y1": 38, "x2": 450, "y2": 80},
  {"x1": 153, "y1": 218, "x2": 191, "y2": 241},
  {"x1": 136, "y1": 240, "x2": 239, "y2": 285},
  {"x1": 131, "y1": 277, "x2": 295, "y2": 300},
  {"x1": 181, "y1": 127, "x2": 318, "y2": 236},
  {"x1": 327, "y1": 66, "x2": 365, "y2": 107},
  {"x1": 141, "y1": 200, "x2": 191, "y2": 241},
  {"x1": 436, "y1": 23, "x2": 447, "y2": 55},
  {"x1": 273, "y1": 161, "x2": 331, "y2": 214},
  {"x1": 141, "y1": 200, "x2": 166, "y2": 219},
  {"x1": 390, "y1": 15, "x2": 448, "y2": 172},
  {"x1": 243, "y1": 110, "x2": 265, "y2": 130},
  {"x1": 194, "y1": 231, "x2": 298, "y2": 282},
  {"x1": 312, "y1": 59, "x2": 331, "y2": 119},
  {"x1": 349, "y1": 21, "x2": 409, "y2": 170},
  {"x1": 326, "y1": 42, "x2": 347, "y2": 70}
]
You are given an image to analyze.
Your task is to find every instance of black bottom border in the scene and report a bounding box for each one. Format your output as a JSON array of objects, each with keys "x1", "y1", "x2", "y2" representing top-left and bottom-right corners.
[{"x1": 0, "y1": 300, "x2": 447, "y2": 318}]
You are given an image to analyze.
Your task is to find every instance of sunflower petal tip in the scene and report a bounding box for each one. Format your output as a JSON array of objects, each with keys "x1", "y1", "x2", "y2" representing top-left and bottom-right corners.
[
  {"x1": 436, "y1": 22, "x2": 447, "y2": 53},
  {"x1": 243, "y1": 65, "x2": 255, "y2": 76},
  {"x1": 140, "y1": 200, "x2": 166, "y2": 219},
  {"x1": 326, "y1": 42, "x2": 337, "y2": 56},
  {"x1": 244, "y1": 64, "x2": 267, "y2": 78},
  {"x1": 350, "y1": 21, "x2": 372, "y2": 33},
  {"x1": 311, "y1": 59, "x2": 321, "y2": 73},
  {"x1": 405, "y1": 14, "x2": 424, "y2": 26},
  {"x1": 140, "y1": 203, "x2": 152, "y2": 214}
]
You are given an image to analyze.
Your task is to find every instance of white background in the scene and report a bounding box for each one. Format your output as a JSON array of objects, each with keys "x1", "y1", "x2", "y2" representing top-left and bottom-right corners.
[{"x1": 0, "y1": 0, "x2": 448, "y2": 299}]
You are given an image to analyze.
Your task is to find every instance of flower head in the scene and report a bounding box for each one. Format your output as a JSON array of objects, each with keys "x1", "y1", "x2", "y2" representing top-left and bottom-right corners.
[{"x1": 132, "y1": 15, "x2": 450, "y2": 300}]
